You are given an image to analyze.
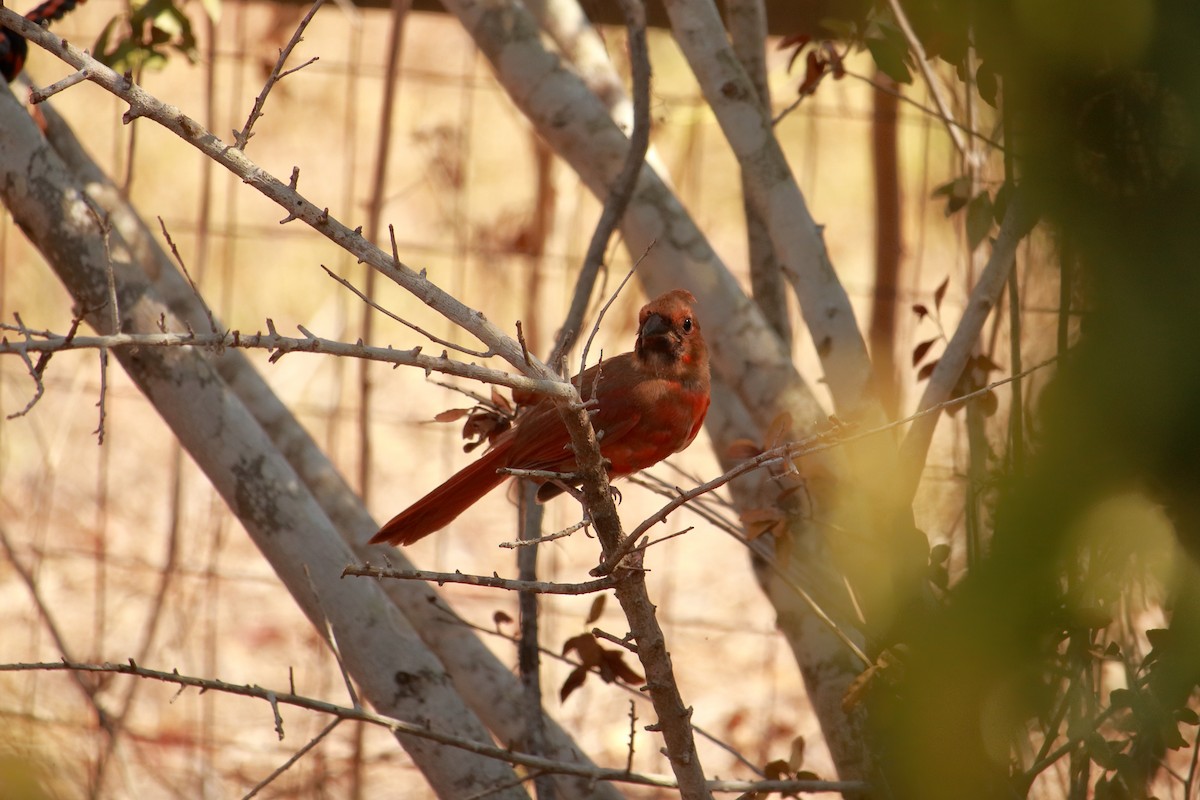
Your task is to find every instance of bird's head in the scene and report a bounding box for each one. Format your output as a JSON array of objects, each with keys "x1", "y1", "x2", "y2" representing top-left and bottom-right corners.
[{"x1": 634, "y1": 289, "x2": 708, "y2": 377}]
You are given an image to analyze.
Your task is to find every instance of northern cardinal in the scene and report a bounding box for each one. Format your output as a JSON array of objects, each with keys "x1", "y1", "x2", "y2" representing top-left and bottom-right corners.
[{"x1": 371, "y1": 289, "x2": 711, "y2": 546}]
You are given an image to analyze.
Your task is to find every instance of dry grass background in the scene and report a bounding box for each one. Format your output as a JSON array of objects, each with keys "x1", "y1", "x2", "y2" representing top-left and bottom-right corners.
[{"x1": 0, "y1": 1, "x2": 1062, "y2": 796}]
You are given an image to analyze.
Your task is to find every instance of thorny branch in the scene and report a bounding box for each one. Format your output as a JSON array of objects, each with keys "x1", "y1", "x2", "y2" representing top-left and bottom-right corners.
[
  {"x1": 0, "y1": 6, "x2": 556, "y2": 386},
  {"x1": 0, "y1": 326, "x2": 574, "y2": 407},
  {"x1": 234, "y1": 0, "x2": 327, "y2": 149},
  {"x1": 0, "y1": 660, "x2": 867, "y2": 796},
  {"x1": 341, "y1": 564, "x2": 625, "y2": 595}
]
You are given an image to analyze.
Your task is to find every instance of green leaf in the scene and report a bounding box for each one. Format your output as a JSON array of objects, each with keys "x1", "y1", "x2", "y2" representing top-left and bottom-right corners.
[
  {"x1": 865, "y1": 35, "x2": 912, "y2": 84},
  {"x1": 966, "y1": 192, "x2": 994, "y2": 251},
  {"x1": 976, "y1": 61, "x2": 999, "y2": 107}
]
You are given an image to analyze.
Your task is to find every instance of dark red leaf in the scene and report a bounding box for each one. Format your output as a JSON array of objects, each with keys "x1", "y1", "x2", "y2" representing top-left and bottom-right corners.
[
  {"x1": 781, "y1": 34, "x2": 812, "y2": 74},
  {"x1": 799, "y1": 51, "x2": 826, "y2": 96},
  {"x1": 602, "y1": 650, "x2": 645, "y2": 685},
  {"x1": 978, "y1": 389, "x2": 999, "y2": 417},
  {"x1": 434, "y1": 408, "x2": 471, "y2": 423},
  {"x1": 917, "y1": 360, "x2": 938, "y2": 381},
  {"x1": 562, "y1": 633, "x2": 603, "y2": 666},
  {"x1": 912, "y1": 337, "x2": 939, "y2": 367},
  {"x1": 912, "y1": 303, "x2": 929, "y2": 320},
  {"x1": 972, "y1": 353, "x2": 1003, "y2": 373},
  {"x1": 585, "y1": 594, "x2": 606, "y2": 626},
  {"x1": 559, "y1": 666, "x2": 588, "y2": 702},
  {"x1": 493, "y1": 610, "x2": 513, "y2": 627}
]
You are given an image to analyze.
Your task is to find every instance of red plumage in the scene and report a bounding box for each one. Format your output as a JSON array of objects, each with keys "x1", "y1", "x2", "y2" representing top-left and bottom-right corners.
[{"x1": 371, "y1": 289, "x2": 711, "y2": 546}]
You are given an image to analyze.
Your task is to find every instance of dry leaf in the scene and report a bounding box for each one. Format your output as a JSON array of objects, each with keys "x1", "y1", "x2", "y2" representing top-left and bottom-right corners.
[
  {"x1": 585, "y1": 594, "x2": 606, "y2": 626},
  {"x1": 765, "y1": 411, "x2": 793, "y2": 449},
  {"x1": 434, "y1": 408, "x2": 471, "y2": 423},
  {"x1": 727, "y1": 438, "x2": 762, "y2": 460}
]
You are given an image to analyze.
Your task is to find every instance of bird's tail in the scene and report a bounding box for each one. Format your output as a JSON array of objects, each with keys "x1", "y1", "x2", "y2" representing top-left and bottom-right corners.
[{"x1": 370, "y1": 444, "x2": 510, "y2": 546}]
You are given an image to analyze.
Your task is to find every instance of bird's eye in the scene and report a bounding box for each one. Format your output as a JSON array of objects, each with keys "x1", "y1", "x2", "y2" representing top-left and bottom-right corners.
[{"x1": 681, "y1": 317, "x2": 693, "y2": 333}]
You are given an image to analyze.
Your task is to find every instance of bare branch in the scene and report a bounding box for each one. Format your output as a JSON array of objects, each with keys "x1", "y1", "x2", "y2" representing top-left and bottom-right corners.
[
  {"x1": 234, "y1": 0, "x2": 327, "y2": 150},
  {"x1": 29, "y1": 66, "x2": 90, "y2": 103},
  {"x1": 0, "y1": 7, "x2": 555, "y2": 383},
  {"x1": 341, "y1": 564, "x2": 624, "y2": 595},
  {"x1": 318, "y1": 264, "x2": 494, "y2": 358},
  {"x1": 883, "y1": 0, "x2": 970, "y2": 158},
  {"x1": 0, "y1": 327, "x2": 573, "y2": 398},
  {"x1": 498, "y1": 519, "x2": 589, "y2": 548},
  {"x1": 157, "y1": 216, "x2": 217, "y2": 334},
  {"x1": 0, "y1": 661, "x2": 868, "y2": 796},
  {"x1": 551, "y1": 0, "x2": 651, "y2": 362},
  {"x1": 244, "y1": 719, "x2": 341, "y2": 799},
  {"x1": 898, "y1": 191, "x2": 1039, "y2": 500}
]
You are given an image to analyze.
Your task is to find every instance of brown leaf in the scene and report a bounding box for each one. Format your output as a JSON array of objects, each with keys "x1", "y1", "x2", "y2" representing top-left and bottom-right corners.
[
  {"x1": 764, "y1": 759, "x2": 791, "y2": 781},
  {"x1": 490, "y1": 386, "x2": 514, "y2": 414},
  {"x1": 765, "y1": 411, "x2": 793, "y2": 449},
  {"x1": 434, "y1": 408, "x2": 471, "y2": 423},
  {"x1": 972, "y1": 353, "x2": 1003, "y2": 373},
  {"x1": 562, "y1": 633, "x2": 603, "y2": 667},
  {"x1": 559, "y1": 666, "x2": 588, "y2": 702},
  {"x1": 916, "y1": 360, "x2": 938, "y2": 381},
  {"x1": 978, "y1": 389, "x2": 999, "y2": 417},
  {"x1": 741, "y1": 508, "x2": 786, "y2": 541},
  {"x1": 912, "y1": 303, "x2": 929, "y2": 320},
  {"x1": 585, "y1": 594, "x2": 606, "y2": 626},
  {"x1": 602, "y1": 650, "x2": 645, "y2": 686},
  {"x1": 788, "y1": 735, "x2": 806, "y2": 771},
  {"x1": 934, "y1": 276, "x2": 950, "y2": 311},
  {"x1": 911, "y1": 337, "x2": 938, "y2": 367},
  {"x1": 727, "y1": 438, "x2": 762, "y2": 460},
  {"x1": 799, "y1": 50, "x2": 826, "y2": 96},
  {"x1": 493, "y1": 610, "x2": 513, "y2": 627},
  {"x1": 779, "y1": 33, "x2": 812, "y2": 75}
]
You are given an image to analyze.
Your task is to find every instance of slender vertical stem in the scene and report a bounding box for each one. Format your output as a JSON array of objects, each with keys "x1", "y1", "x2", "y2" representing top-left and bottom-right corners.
[{"x1": 518, "y1": 484, "x2": 554, "y2": 800}]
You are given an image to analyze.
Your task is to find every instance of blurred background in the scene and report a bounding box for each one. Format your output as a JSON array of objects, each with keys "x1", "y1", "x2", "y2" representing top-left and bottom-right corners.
[{"x1": 6, "y1": 0, "x2": 1191, "y2": 797}]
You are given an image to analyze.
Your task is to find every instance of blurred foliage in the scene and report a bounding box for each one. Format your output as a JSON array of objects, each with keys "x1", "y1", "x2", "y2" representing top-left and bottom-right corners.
[
  {"x1": 93, "y1": 0, "x2": 219, "y2": 73},
  {"x1": 784, "y1": 1, "x2": 1200, "y2": 797}
]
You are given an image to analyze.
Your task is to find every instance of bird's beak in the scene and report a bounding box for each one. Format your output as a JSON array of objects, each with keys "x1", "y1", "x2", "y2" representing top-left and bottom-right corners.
[{"x1": 639, "y1": 313, "x2": 671, "y2": 340}]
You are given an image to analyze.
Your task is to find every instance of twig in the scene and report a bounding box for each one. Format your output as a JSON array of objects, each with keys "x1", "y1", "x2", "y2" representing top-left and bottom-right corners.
[
  {"x1": 341, "y1": 564, "x2": 624, "y2": 595},
  {"x1": 0, "y1": 530, "x2": 116, "y2": 737},
  {"x1": 0, "y1": 327, "x2": 574, "y2": 399},
  {"x1": 244, "y1": 719, "x2": 341, "y2": 799},
  {"x1": 626, "y1": 700, "x2": 638, "y2": 773},
  {"x1": 427, "y1": 595, "x2": 768, "y2": 780},
  {"x1": 577, "y1": 264, "x2": 637, "y2": 383},
  {"x1": 499, "y1": 519, "x2": 589, "y2": 548},
  {"x1": 234, "y1": 0, "x2": 327, "y2": 149},
  {"x1": 899, "y1": 191, "x2": 1039, "y2": 500},
  {"x1": 839, "y1": 68, "x2": 1006, "y2": 151},
  {"x1": 0, "y1": 7, "x2": 555, "y2": 383},
  {"x1": 549, "y1": 0, "x2": 652, "y2": 363},
  {"x1": 29, "y1": 67, "x2": 90, "y2": 103},
  {"x1": 318, "y1": 264, "x2": 494, "y2": 358},
  {"x1": 883, "y1": 0, "x2": 969, "y2": 158},
  {"x1": 0, "y1": 660, "x2": 868, "y2": 795},
  {"x1": 5, "y1": 313, "x2": 47, "y2": 419},
  {"x1": 304, "y1": 565, "x2": 359, "y2": 710},
  {"x1": 157, "y1": 217, "x2": 218, "y2": 334}
]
